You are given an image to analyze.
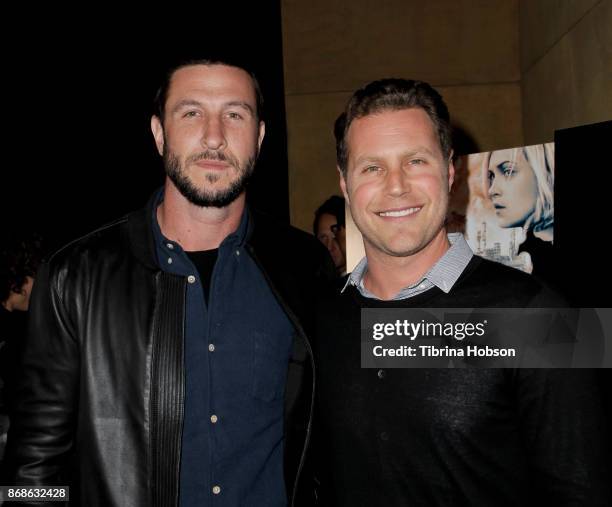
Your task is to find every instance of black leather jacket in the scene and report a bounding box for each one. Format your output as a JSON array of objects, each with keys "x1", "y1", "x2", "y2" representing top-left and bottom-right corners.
[{"x1": 4, "y1": 195, "x2": 333, "y2": 506}]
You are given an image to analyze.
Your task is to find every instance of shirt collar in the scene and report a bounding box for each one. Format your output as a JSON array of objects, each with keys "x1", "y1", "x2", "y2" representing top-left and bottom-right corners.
[
  {"x1": 342, "y1": 233, "x2": 473, "y2": 298},
  {"x1": 150, "y1": 188, "x2": 251, "y2": 261}
]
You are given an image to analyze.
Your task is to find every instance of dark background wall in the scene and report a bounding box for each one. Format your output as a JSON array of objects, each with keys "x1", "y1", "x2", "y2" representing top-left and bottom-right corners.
[
  {"x1": 2, "y1": 4, "x2": 290, "y2": 251},
  {"x1": 555, "y1": 120, "x2": 612, "y2": 307}
]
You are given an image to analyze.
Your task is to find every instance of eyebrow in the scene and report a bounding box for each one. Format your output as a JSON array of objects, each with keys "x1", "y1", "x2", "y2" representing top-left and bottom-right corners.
[
  {"x1": 171, "y1": 99, "x2": 255, "y2": 116},
  {"x1": 171, "y1": 99, "x2": 203, "y2": 114},
  {"x1": 354, "y1": 156, "x2": 384, "y2": 166},
  {"x1": 403, "y1": 147, "x2": 436, "y2": 158},
  {"x1": 225, "y1": 101, "x2": 255, "y2": 115},
  {"x1": 354, "y1": 148, "x2": 436, "y2": 166}
]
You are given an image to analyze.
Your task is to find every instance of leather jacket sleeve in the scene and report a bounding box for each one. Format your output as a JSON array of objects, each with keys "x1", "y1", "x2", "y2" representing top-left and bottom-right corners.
[{"x1": 4, "y1": 260, "x2": 79, "y2": 495}]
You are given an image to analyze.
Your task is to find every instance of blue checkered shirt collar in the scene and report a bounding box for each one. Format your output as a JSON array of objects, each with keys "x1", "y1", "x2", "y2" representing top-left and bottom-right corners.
[{"x1": 342, "y1": 233, "x2": 473, "y2": 300}]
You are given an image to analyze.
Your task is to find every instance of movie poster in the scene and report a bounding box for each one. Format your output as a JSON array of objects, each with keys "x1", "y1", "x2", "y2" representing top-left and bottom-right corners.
[{"x1": 449, "y1": 143, "x2": 555, "y2": 280}]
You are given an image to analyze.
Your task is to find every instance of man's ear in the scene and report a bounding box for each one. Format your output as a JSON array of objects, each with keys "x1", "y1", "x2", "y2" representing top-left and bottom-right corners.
[
  {"x1": 338, "y1": 166, "x2": 350, "y2": 204},
  {"x1": 151, "y1": 116, "x2": 165, "y2": 156},
  {"x1": 447, "y1": 150, "x2": 455, "y2": 191},
  {"x1": 257, "y1": 121, "x2": 265, "y2": 150}
]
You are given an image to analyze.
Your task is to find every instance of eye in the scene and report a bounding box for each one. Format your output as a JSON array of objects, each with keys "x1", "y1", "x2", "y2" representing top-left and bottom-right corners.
[
  {"x1": 410, "y1": 158, "x2": 425, "y2": 165},
  {"x1": 501, "y1": 163, "x2": 516, "y2": 177},
  {"x1": 363, "y1": 165, "x2": 381, "y2": 173},
  {"x1": 182, "y1": 110, "x2": 200, "y2": 118},
  {"x1": 226, "y1": 111, "x2": 244, "y2": 120}
]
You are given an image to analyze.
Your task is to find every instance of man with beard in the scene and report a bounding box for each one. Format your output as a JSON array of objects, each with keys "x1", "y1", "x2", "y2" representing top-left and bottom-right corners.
[
  {"x1": 5, "y1": 59, "x2": 332, "y2": 507},
  {"x1": 314, "y1": 78, "x2": 611, "y2": 506}
]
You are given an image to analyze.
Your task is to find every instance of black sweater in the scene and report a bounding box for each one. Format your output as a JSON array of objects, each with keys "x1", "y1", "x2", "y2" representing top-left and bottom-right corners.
[{"x1": 314, "y1": 256, "x2": 611, "y2": 506}]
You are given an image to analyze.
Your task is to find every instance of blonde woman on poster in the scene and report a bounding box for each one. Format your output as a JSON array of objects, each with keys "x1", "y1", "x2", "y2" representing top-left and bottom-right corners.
[{"x1": 482, "y1": 144, "x2": 555, "y2": 284}]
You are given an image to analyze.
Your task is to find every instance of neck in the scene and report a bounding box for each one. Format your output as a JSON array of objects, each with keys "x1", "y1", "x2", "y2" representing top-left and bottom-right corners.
[
  {"x1": 533, "y1": 226, "x2": 553, "y2": 242},
  {"x1": 363, "y1": 229, "x2": 450, "y2": 300},
  {"x1": 157, "y1": 179, "x2": 245, "y2": 251}
]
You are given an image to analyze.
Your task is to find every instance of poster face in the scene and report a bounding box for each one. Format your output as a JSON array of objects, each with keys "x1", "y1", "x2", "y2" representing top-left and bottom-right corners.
[
  {"x1": 449, "y1": 143, "x2": 555, "y2": 278},
  {"x1": 346, "y1": 142, "x2": 555, "y2": 281}
]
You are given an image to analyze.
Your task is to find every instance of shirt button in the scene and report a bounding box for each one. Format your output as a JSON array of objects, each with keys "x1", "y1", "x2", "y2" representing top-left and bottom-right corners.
[
  {"x1": 208, "y1": 343, "x2": 215, "y2": 352},
  {"x1": 167, "y1": 257, "x2": 173, "y2": 265},
  {"x1": 212, "y1": 485, "x2": 221, "y2": 495},
  {"x1": 166, "y1": 243, "x2": 174, "y2": 250},
  {"x1": 419, "y1": 283, "x2": 426, "y2": 289},
  {"x1": 380, "y1": 432, "x2": 389, "y2": 441},
  {"x1": 377, "y1": 369, "x2": 386, "y2": 379},
  {"x1": 235, "y1": 249, "x2": 240, "y2": 256},
  {"x1": 187, "y1": 275, "x2": 196, "y2": 284},
  {"x1": 210, "y1": 414, "x2": 218, "y2": 424}
]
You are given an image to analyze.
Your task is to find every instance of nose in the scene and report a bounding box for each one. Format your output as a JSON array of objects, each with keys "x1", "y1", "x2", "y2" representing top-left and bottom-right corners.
[
  {"x1": 201, "y1": 116, "x2": 227, "y2": 151},
  {"x1": 385, "y1": 166, "x2": 411, "y2": 197},
  {"x1": 319, "y1": 234, "x2": 333, "y2": 251},
  {"x1": 488, "y1": 174, "x2": 501, "y2": 198},
  {"x1": 329, "y1": 238, "x2": 341, "y2": 255}
]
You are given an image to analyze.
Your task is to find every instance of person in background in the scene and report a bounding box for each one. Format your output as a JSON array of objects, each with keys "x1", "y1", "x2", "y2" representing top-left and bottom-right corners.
[
  {"x1": 314, "y1": 196, "x2": 347, "y2": 276},
  {"x1": 0, "y1": 233, "x2": 43, "y2": 465}
]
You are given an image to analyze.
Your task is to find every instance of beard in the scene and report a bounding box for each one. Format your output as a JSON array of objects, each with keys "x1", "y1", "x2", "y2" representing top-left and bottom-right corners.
[{"x1": 163, "y1": 143, "x2": 258, "y2": 208}]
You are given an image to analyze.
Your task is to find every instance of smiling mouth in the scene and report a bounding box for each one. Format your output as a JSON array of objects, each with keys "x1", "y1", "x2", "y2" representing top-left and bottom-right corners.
[{"x1": 377, "y1": 206, "x2": 422, "y2": 218}]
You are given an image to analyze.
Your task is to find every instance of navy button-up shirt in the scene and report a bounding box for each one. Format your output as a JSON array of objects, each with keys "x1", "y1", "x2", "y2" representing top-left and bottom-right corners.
[{"x1": 152, "y1": 191, "x2": 294, "y2": 506}]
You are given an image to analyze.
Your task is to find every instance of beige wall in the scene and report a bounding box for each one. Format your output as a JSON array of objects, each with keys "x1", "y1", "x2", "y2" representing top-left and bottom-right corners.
[
  {"x1": 282, "y1": 0, "x2": 523, "y2": 232},
  {"x1": 520, "y1": 0, "x2": 612, "y2": 144}
]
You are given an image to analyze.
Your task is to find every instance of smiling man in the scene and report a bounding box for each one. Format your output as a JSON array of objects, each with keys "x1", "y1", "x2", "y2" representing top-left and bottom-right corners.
[
  {"x1": 5, "y1": 58, "x2": 332, "y2": 507},
  {"x1": 314, "y1": 79, "x2": 610, "y2": 506}
]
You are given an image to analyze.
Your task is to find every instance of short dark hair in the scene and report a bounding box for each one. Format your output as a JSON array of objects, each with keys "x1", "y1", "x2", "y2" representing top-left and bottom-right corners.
[
  {"x1": 313, "y1": 195, "x2": 346, "y2": 235},
  {"x1": 153, "y1": 57, "x2": 264, "y2": 123},
  {"x1": 1, "y1": 233, "x2": 44, "y2": 303},
  {"x1": 334, "y1": 78, "x2": 452, "y2": 175}
]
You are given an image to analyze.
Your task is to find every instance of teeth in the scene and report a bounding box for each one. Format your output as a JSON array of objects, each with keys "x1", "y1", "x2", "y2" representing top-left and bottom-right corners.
[{"x1": 378, "y1": 207, "x2": 421, "y2": 217}]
